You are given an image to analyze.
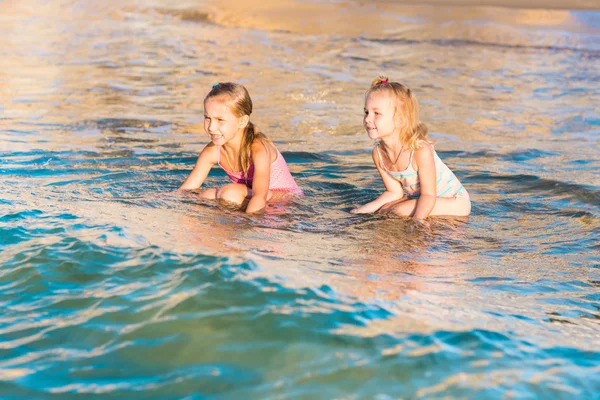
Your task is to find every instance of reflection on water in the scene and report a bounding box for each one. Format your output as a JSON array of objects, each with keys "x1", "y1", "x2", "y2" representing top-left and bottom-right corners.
[{"x1": 1, "y1": 0, "x2": 599, "y2": 398}]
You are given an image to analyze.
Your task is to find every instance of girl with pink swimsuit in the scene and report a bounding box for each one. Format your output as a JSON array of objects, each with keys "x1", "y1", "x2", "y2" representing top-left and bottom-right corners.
[{"x1": 179, "y1": 82, "x2": 302, "y2": 213}]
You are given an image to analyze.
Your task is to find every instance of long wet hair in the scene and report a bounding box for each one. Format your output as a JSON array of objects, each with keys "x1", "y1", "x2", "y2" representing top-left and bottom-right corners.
[
  {"x1": 205, "y1": 82, "x2": 271, "y2": 176},
  {"x1": 365, "y1": 76, "x2": 430, "y2": 150}
]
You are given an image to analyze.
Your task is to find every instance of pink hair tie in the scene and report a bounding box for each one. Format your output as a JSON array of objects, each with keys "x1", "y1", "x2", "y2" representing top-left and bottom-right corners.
[{"x1": 381, "y1": 79, "x2": 388, "y2": 84}]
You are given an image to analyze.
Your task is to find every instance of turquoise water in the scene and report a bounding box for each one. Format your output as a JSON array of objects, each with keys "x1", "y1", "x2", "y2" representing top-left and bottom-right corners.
[{"x1": 1, "y1": 0, "x2": 599, "y2": 398}]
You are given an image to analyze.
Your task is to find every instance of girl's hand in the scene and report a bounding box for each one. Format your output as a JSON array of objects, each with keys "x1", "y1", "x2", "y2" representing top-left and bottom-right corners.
[{"x1": 410, "y1": 217, "x2": 431, "y2": 232}]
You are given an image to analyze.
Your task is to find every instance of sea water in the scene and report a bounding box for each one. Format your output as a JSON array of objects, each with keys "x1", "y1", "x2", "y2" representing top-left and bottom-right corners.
[{"x1": 1, "y1": 0, "x2": 599, "y2": 398}]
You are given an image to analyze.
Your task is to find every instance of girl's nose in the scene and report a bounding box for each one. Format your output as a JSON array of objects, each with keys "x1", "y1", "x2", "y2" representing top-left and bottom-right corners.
[{"x1": 207, "y1": 120, "x2": 217, "y2": 132}]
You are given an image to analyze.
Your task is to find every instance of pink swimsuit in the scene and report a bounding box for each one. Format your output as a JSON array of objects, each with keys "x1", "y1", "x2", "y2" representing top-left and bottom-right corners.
[{"x1": 217, "y1": 146, "x2": 302, "y2": 195}]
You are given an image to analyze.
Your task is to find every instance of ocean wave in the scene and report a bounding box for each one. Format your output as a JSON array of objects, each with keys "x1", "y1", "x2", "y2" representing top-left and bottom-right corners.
[{"x1": 362, "y1": 36, "x2": 600, "y2": 58}]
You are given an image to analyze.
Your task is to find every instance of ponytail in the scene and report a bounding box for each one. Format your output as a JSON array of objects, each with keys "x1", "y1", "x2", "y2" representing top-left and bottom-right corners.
[
  {"x1": 371, "y1": 75, "x2": 389, "y2": 87},
  {"x1": 240, "y1": 121, "x2": 271, "y2": 177}
]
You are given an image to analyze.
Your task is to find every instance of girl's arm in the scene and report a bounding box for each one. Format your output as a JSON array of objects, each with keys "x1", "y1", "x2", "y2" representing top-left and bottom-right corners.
[
  {"x1": 412, "y1": 143, "x2": 437, "y2": 220},
  {"x1": 351, "y1": 148, "x2": 404, "y2": 214},
  {"x1": 179, "y1": 145, "x2": 217, "y2": 190},
  {"x1": 246, "y1": 141, "x2": 272, "y2": 213}
]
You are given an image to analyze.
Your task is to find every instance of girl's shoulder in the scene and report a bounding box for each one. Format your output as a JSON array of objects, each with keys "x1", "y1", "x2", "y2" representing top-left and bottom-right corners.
[
  {"x1": 251, "y1": 137, "x2": 276, "y2": 154},
  {"x1": 413, "y1": 140, "x2": 435, "y2": 166},
  {"x1": 415, "y1": 140, "x2": 435, "y2": 155},
  {"x1": 415, "y1": 139, "x2": 434, "y2": 151},
  {"x1": 250, "y1": 137, "x2": 279, "y2": 164},
  {"x1": 199, "y1": 142, "x2": 219, "y2": 164},
  {"x1": 201, "y1": 142, "x2": 219, "y2": 154},
  {"x1": 371, "y1": 145, "x2": 381, "y2": 160}
]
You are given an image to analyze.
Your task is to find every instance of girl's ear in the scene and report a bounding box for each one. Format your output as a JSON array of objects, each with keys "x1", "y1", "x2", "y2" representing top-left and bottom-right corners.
[
  {"x1": 394, "y1": 114, "x2": 404, "y2": 129},
  {"x1": 239, "y1": 115, "x2": 250, "y2": 129}
]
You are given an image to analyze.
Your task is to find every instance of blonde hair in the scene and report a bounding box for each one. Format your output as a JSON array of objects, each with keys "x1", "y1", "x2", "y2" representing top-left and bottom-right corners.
[
  {"x1": 205, "y1": 82, "x2": 271, "y2": 177},
  {"x1": 365, "y1": 76, "x2": 429, "y2": 150}
]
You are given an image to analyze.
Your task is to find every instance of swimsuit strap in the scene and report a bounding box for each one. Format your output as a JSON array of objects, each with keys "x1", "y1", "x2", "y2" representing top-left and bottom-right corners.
[
  {"x1": 407, "y1": 149, "x2": 415, "y2": 171},
  {"x1": 375, "y1": 142, "x2": 386, "y2": 170}
]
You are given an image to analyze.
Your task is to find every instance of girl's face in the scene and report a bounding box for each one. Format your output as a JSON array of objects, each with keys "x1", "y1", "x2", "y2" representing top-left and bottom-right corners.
[
  {"x1": 203, "y1": 98, "x2": 247, "y2": 146},
  {"x1": 363, "y1": 92, "x2": 401, "y2": 141}
]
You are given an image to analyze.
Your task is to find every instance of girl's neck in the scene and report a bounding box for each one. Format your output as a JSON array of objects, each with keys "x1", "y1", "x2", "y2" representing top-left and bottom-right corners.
[
  {"x1": 220, "y1": 132, "x2": 245, "y2": 172},
  {"x1": 379, "y1": 136, "x2": 405, "y2": 154},
  {"x1": 221, "y1": 130, "x2": 244, "y2": 153}
]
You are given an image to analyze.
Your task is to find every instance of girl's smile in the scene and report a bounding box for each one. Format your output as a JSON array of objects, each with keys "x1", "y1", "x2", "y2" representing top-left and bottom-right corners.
[{"x1": 209, "y1": 133, "x2": 224, "y2": 142}]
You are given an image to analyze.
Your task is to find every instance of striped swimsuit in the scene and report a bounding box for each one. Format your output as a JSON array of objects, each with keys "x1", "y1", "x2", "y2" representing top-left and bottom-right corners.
[
  {"x1": 217, "y1": 146, "x2": 302, "y2": 195},
  {"x1": 376, "y1": 143, "x2": 469, "y2": 200}
]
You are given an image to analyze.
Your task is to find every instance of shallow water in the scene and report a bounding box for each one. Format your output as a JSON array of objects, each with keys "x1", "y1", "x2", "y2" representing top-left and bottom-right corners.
[{"x1": 1, "y1": 0, "x2": 599, "y2": 398}]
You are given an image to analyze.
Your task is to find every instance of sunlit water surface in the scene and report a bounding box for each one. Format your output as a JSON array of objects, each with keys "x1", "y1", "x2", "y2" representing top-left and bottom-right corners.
[{"x1": 1, "y1": 0, "x2": 599, "y2": 398}]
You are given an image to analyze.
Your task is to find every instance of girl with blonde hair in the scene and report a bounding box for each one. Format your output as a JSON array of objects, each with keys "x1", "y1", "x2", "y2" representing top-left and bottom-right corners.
[
  {"x1": 351, "y1": 76, "x2": 470, "y2": 219},
  {"x1": 179, "y1": 82, "x2": 302, "y2": 213}
]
